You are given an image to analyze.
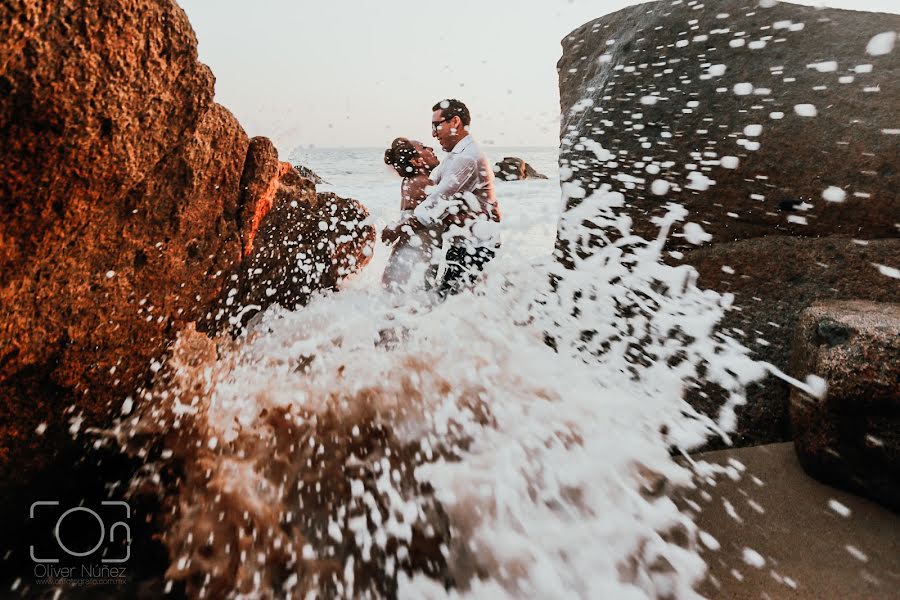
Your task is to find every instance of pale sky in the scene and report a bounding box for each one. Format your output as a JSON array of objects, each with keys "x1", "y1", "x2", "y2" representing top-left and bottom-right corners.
[{"x1": 178, "y1": 0, "x2": 898, "y2": 151}]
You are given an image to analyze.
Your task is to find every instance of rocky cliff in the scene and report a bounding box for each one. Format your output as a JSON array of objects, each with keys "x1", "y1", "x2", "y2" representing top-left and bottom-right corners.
[
  {"x1": 789, "y1": 301, "x2": 899, "y2": 510},
  {"x1": 0, "y1": 0, "x2": 372, "y2": 506},
  {"x1": 556, "y1": 0, "x2": 899, "y2": 447}
]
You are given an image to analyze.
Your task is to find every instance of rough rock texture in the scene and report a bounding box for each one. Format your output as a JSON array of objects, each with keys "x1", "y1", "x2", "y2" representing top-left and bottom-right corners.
[
  {"x1": 558, "y1": 0, "x2": 898, "y2": 243},
  {"x1": 294, "y1": 164, "x2": 327, "y2": 185},
  {"x1": 209, "y1": 189, "x2": 375, "y2": 332},
  {"x1": 493, "y1": 157, "x2": 548, "y2": 181},
  {"x1": 0, "y1": 0, "x2": 253, "y2": 489},
  {"x1": 556, "y1": 0, "x2": 900, "y2": 446},
  {"x1": 207, "y1": 177, "x2": 376, "y2": 333},
  {"x1": 789, "y1": 301, "x2": 900, "y2": 511},
  {"x1": 0, "y1": 0, "x2": 371, "y2": 506},
  {"x1": 687, "y1": 237, "x2": 899, "y2": 447},
  {"x1": 237, "y1": 137, "x2": 282, "y2": 256}
]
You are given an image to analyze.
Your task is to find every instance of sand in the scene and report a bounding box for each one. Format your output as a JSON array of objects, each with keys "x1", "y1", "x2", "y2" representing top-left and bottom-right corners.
[{"x1": 685, "y1": 443, "x2": 899, "y2": 599}]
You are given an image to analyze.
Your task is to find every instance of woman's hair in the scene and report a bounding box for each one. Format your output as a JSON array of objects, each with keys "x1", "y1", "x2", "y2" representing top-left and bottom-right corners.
[{"x1": 384, "y1": 137, "x2": 419, "y2": 177}]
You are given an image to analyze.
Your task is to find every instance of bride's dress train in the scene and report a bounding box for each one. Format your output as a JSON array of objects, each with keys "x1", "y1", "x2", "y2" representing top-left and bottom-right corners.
[{"x1": 382, "y1": 227, "x2": 440, "y2": 293}]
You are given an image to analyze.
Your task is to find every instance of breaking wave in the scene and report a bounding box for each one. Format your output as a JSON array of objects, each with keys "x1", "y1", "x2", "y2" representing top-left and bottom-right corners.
[{"x1": 112, "y1": 193, "x2": 780, "y2": 598}]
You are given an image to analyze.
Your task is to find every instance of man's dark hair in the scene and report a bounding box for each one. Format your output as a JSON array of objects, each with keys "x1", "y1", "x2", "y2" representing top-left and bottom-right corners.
[{"x1": 432, "y1": 99, "x2": 471, "y2": 127}]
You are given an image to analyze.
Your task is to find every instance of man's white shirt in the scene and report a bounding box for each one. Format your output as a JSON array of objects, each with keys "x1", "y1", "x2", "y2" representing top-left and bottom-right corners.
[{"x1": 413, "y1": 135, "x2": 500, "y2": 248}]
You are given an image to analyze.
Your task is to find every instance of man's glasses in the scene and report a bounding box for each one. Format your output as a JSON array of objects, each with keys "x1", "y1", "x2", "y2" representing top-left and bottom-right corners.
[{"x1": 431, "y1": 117, "x2": 451, "y2": 132}]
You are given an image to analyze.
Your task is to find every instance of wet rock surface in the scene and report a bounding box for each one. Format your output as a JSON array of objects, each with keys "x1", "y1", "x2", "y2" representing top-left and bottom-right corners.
[
  {"x1": 205, "y1": 167, "x2": 376, "y2": 333},
  {"x1": 556, "y1": 0, "x2": 900, "y2": 446},
  {"x1": 687, "y1": 237, "x2": 899, "y2": 448},
  {"x1": 0, "y1": 0, "x2": 250, "y2": 493},
  {"x1": 294, "y1": 163, "x2": 328, "y2": 185},
  {"x1": 493, "y1": 156, "x2": 548, "y2": 181},
  {"x1": 237, "y1": 136, "x2": 282, "y2": 256},
  {"x1": 558, "y1": 0, "x2": 898, "y2": 243},
  {"x1": 0, "y1": 0, "x2": 373, "y2": 525},
  {"x1": 789, "y1": 301, "x2": 900, "y2": 510}
]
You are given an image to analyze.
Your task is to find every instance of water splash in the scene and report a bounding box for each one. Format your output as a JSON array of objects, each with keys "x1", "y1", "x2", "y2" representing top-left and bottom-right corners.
[{"x1": 109, "y1": 183, "x2": 768, "y2": 599}]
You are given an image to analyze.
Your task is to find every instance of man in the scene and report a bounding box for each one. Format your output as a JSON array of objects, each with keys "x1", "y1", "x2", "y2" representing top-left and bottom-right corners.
[{"x1": 413, "y1": 99, "x2": 501, "y2": 296}]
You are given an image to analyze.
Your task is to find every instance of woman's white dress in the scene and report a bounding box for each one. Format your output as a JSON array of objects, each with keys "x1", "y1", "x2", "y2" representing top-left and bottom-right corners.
[{"x1": 382, "y1": 210, "x2": 439, "y2": 291}]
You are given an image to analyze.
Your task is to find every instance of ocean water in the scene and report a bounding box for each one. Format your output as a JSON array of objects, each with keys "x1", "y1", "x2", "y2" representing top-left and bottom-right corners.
[{"x1": 289, "y1": 146, "x2": 564, "y2": 260}]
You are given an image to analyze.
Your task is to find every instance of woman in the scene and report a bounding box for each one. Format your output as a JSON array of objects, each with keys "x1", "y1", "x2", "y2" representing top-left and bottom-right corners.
[{"x1": 381, "y1": 137, "x2": 442, "y2": 291}]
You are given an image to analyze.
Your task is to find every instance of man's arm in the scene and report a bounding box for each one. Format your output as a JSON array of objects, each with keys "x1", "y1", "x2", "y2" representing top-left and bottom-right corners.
[
  {"x1": 413, "y1": 156, "x2": 479, "y2": 225},
  {"x1": 382, "y1": 175, "x2": 437, "y2": 243}
]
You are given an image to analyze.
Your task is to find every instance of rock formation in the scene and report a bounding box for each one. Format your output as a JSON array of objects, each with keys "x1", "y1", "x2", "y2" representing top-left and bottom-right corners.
[
  {"x1": 789, "y1": 301, "x2": 899, "y2": 511},
  {"x1": 205, "y1": 163, "x2": 375, "y2": 333},
  {"x1": 294, "y1": 164, "x2": 328, "y2": 185},
  {"x1": 493, "y1": 157, "x2": 548, "y2": 181},
  {"x1": 556, "y1": 0, "x2": 900, "y2": 446},
  {"x1": 238, "y1": 137, "x2": 284, "y2": 257},
  {"x1": 0, "y1": 0, "x2": 372, "y2": 511},
  {"x1": 0, "y1": 0, "x2": 248, "y2": 491}
]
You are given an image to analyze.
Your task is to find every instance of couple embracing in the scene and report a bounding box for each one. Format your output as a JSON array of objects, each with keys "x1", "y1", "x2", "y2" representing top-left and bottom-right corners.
[{"x1": 381, "y1": 99, "x2": 501, "y2": 297}]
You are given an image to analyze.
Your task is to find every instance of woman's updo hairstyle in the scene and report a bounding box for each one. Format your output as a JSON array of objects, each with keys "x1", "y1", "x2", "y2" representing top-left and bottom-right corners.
[{"x1": 384, "y1": 137, "x2": 418, "y2": 177}]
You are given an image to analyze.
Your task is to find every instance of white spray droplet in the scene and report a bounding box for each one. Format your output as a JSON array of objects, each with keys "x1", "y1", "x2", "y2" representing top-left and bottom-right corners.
[
  {"x1": 821, "y1": 186, "x2": 846, "y2": 203},
  {"x1": 866, "y1": 31, "x2": 896, "y2": 56},
  {"x1": 682, "y1": 222, "x2": 711, "y2": 244},
  {"x1": 873, "y1": 263, "x2": 900, "y2": 279},
  {"x1": 742, "y1": 548, "x2": 766, "y2": 568},
  {"x1": 651, "y1": 179, "x2": 670, "y2": 196},
  {"x1": 794, "y1": 104, "x2": 817, "y2": 117},
  {"x1": 743, "y1": 124, "x2": 763, "y2": 137},
  {"x1": 720, "y1": 156, "x2": 740, "y2": 169},
  {"x1": 828, "y1": 499, "x2": 851, "y2": 517}
]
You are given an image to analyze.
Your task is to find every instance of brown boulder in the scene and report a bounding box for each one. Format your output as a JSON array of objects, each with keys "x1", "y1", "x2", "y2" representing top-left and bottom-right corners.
[
  {"x1": 558, "y1": 0, "x2": 898, "y2": 244},
  {"x1": 0, "y1": 0, "x2": 361, "y2": 502},
  {"x1": 555, "y1": 0, "x2": 900, "y2": 446},
  {"x1": 493, "y1": 156, "x2": 548, "y2": 181},
  {"x1": 294, "y1": 163, "x2": 328, "y2": 185},
  {"x1": 789, "y1": 301, "x2": 900, "y2": 510},
  {"x1": 0, "y1": 0, "x2": 217, "y2": 279},
  {"x1": 207, "y1": 179, "x2": 375, "y2": 332},
  {"x1": 685, "y1": 236, "x2": 899, "y2": 447},
  {"x1": 237, "y1": 136, "x2": 282, "y2": 256},
  {"x1": 0, "y1": 0, "x2": 253, "y2": 485}
]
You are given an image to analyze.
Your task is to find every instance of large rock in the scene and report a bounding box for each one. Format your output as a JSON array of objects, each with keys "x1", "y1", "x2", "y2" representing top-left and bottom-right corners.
[
  {"x1": 789, "y1": 301, "x2": 900, "y2": 510},
  {"x1": 558, "y1": 0, "x2": 898, "y2": 243},
  {"x1": 237, "y1": 136, "x2": 282, "y2": 256},
  {"x1": 0, "y1": 0, "x2": 369, "y2": 503},
  {"x1": 294, "y1": 163, "x2": 327, "y2": 185},
  {"x1": 493, "y1": 156, "x2": 548, "y2": 181},
  {"x1": 555, "y1": 0, "x2": 900, "y2": 445},
  {"x1": 685, "y1": 237, "x2": 898, "y2": 447},
  {"x1": 0, "y1": 0, "x2": 253, "y2": 488},
  {"x1": 206, "y1": 165, "x2": 376, "y2": 332}
]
